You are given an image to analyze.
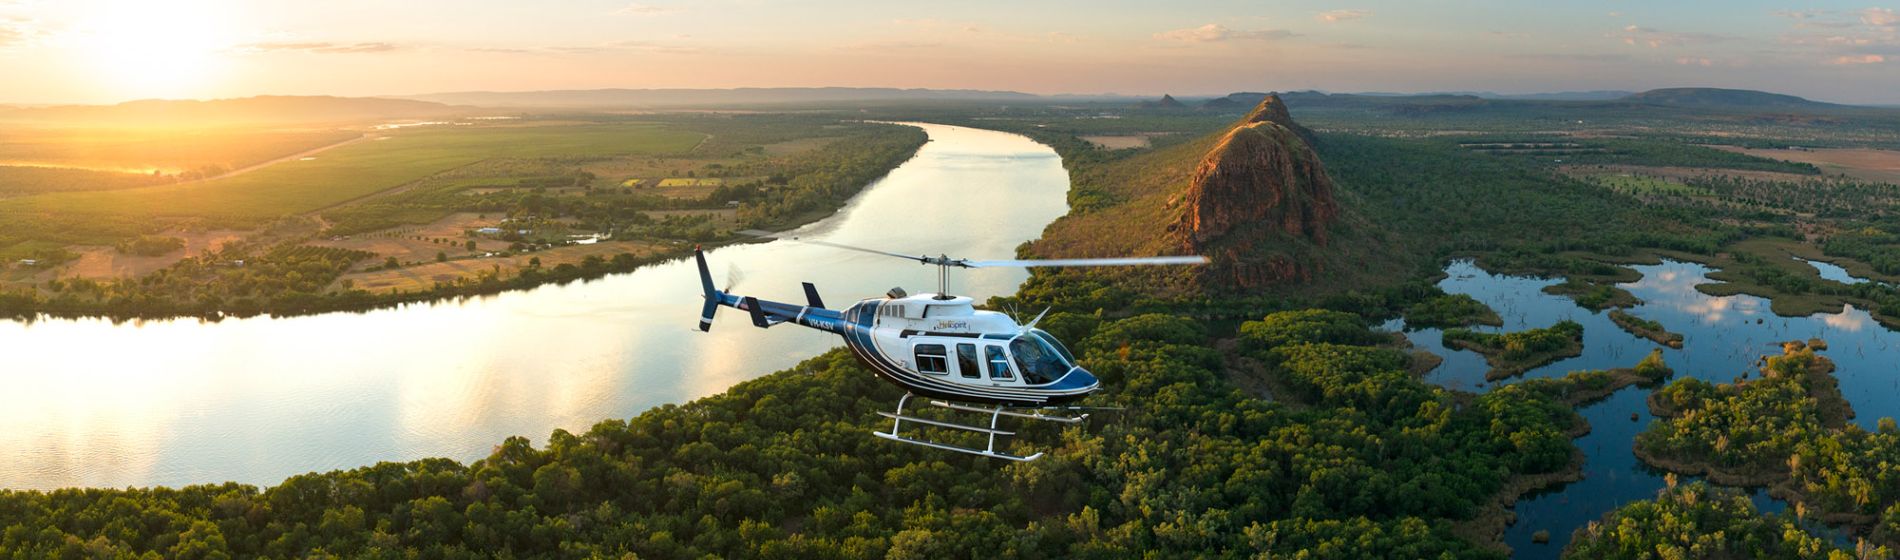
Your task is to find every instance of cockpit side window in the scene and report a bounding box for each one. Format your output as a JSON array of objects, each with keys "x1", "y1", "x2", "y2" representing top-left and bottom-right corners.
[
  {"x1": 956, "y1": 343, "x2": 980, "y2": 379},
  {"x1": 985, "y1": 345, "x2": 1013, "y2": 380},
  {"x1": 1009, "y1": 336, "x2": 1072, "y2": 385},
  {"x1": 914, "y1": 344, "x2": 948, "y2": 374}
]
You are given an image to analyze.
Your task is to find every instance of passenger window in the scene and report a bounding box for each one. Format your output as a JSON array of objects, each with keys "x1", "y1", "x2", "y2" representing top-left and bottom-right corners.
[
  {"x1": 914, "y1": 344, "x2": 948, "y2": 374},
  {"x1": 956, "y1": 344, "x2": 980, "y2": 379},
  {"x1": 985, "y1": 345, "x2": 1013, "y2": 380}
]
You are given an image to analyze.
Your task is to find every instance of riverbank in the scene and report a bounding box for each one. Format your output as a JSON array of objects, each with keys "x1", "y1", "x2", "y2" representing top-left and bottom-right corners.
[{"x1": 0, "y1": 130, "x2": 928, "y2": 323}]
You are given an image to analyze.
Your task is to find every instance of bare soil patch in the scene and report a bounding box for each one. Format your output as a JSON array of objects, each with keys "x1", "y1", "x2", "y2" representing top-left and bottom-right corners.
[
  {"x1": 37, "y1": 228, "x2": 246, "y2": 281},
  {"x1": 311, "y1": 212, "x2": 515, "y2": 264},
  {"x1": 1711, "y1": 147, "x2": 1900, "y2": 183},
  {"x1": 336, "y1": 239, "x2": 668, "y2": 294}
]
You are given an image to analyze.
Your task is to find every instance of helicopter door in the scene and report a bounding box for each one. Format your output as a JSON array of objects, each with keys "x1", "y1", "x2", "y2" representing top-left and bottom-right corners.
[
  {"x1": 955, "y1": 343, "x2": 980, "y2": 379},
  {"x1": 984, "y1": 345, "x2": 1015, "y2": 382}
]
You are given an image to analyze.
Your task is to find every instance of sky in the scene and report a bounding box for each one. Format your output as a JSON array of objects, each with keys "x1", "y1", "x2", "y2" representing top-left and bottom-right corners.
[{"x1": 0, "y1": 0, "x2": 1896, "y2": 105}]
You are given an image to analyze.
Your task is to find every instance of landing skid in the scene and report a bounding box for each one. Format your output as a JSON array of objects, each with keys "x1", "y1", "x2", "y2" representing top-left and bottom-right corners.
[{"x1": 871, "y1": 394, "x2": 1088, "y2": 461}]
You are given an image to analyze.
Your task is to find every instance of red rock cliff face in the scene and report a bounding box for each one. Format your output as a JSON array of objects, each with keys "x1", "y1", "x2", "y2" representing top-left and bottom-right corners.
[{"x1": 1170, "y1": 95, "x2": 1338, "y2": 289}]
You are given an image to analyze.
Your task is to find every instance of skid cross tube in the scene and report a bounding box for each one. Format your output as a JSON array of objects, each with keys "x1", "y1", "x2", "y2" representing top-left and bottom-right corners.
[{"x1": 873, "y1": 393, "x2": 1045, "y2": 461}]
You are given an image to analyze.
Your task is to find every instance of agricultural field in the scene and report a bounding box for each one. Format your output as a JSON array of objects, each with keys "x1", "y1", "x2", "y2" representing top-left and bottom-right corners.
[
  {"x1": 0, "y1": 123, "x2": 704, "y2": 220},
  {"x1": 1080, "y1": 134, "x2": 1157, "y2": 150},
  {"x1": 0, "y1": 128, "x2": 360, "y2": 175},
  {"x1": 309, "y1": 213, "x2": 515, "y2": 267},
  {"x1": 1714, "y1": 147, "x2": 1900, "y2": 184},
  {"x1": 656, "y1": 177, "x2": 725, "y2": 187}
]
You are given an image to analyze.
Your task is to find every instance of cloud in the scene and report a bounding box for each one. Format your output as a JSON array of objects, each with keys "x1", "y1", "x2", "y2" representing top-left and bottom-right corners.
[
  {"x1": 475, "y1": 40, "x2": 701, "y2": 56},
  {"x1": 1607, "y1": 11, "x2": 1623, "y2": 17},
  {"x1": 1863, "y1": 7, "x2": 1899, "y2": 27},
  {"x1": 1614, "y1": 24, "x2": 1731, "y2": 48},
  {"x1": 234, "y1": 41, "x2": 401, "y2": 54},
  {"x1": 1676, "y1": 56, "x2": 1714, "y2": 66},
  {"x1": 1829, "y1": 53, "x2": 1887, "y2": 64},
  {"x1": 0, "y1": 15, "x2": 46, "y2": 49},
  {"x1": 604, "y1": 40, "x2": 700, "y2": 54},
  {"x1": 1773, "y1": 9, "x2": 1822, "y2": 20},
  {"x1": 617, "y1": 3, "x2": 682, "y2": 16},
  {"x1": 1507, "y1": 52, "x2": 1631, "y2": 62},
  {"x1": 1316, "y1": 9, "x2": 1371, "y2": 23},
  {"x1": 834, "y1": 40, "x2": 943, "y2": 52},
  {"x1": 1153, "y1": 24, "x2": 1294, "y2": 43}
]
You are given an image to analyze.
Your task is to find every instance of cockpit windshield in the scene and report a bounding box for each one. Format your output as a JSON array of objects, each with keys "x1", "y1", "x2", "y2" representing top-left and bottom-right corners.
[
  {"x1": 1010, "y1": 333, "x2": 1074, "y2": 385},
  {"x1": 1029, "y1": 329, "x2": 1076, "y2": 364}
]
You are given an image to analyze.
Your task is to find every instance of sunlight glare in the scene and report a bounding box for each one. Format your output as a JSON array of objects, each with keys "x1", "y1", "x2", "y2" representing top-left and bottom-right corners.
[{"x1": 78, "y1": 0, "x2": 229, "y2": 99}]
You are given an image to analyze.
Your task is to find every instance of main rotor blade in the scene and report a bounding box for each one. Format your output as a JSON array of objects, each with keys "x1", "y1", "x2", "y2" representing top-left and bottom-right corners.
[
  {"x1": 792, "y1": 238, "x2": 928, "y2": 264},
  {"x1": 964, "y1": 256, "x2": 1210, "y2": 268}
]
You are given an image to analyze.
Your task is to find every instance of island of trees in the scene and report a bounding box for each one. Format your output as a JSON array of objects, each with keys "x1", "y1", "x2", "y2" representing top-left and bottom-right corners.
[{"x1": 1441, "y1": 320, "x2": 1585, "y2": 381}]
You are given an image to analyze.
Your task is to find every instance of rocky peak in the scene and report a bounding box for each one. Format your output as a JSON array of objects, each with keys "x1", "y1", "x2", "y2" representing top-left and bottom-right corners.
[
  {"x1": 1140, "y1": 94, "x2": 1188, "y2": 109},
  {"x1": 1243, "y1": 94, "x2": 1317, "y2": 145},
  {"x1": 1169, "y1": 96, "x2": 1338, "y2": 289}
]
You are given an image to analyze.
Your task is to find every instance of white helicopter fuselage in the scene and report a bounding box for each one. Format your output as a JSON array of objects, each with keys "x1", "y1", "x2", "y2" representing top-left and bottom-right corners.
[{"x1": 839, "y1": 293, "x2": 1100, "y2": 407}]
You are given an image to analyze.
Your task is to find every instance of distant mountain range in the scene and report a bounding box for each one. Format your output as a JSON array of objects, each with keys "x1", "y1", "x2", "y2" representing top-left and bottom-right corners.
[
  {"x1": 1353, "y1": 90, "x2": 1636, "y2": 101},
  {"x1": 1619, "y1": 87, "x2": 1839, "y2": 109},
  {"x1": 0, "y1": 87, "x2": 1871, "y2": 128},
  {"x1": 1193, "y1": 88, "x2": 1861, "y2": 113},
  {"x1": 397, "y1": 87, "x2": 1041, "y2": 108}
]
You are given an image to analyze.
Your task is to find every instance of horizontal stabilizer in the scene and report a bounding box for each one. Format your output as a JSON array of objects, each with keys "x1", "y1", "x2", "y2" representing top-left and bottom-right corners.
[
  {"x1": 802, "y1": 282, "x2": 825, "y2": 309},
  {"x1": 743, "y1": 296, "x2": 770, "y2": 328}
]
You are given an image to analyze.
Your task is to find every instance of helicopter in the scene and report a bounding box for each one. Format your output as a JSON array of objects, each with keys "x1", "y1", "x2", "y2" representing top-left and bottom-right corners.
[{"x1": 693, "y1": 240, "x2": 1207, "y2": 461}]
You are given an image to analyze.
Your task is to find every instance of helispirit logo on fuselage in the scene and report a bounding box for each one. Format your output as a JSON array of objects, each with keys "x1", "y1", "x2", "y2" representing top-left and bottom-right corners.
[{"x1": 933, "y1": 320, "x2": 970, "y2": 331}]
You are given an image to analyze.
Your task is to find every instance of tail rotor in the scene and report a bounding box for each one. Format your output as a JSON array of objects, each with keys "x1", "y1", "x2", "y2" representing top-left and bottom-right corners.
[{"x1": 695, "y1": 247, "x2": 719, "y2": 332}]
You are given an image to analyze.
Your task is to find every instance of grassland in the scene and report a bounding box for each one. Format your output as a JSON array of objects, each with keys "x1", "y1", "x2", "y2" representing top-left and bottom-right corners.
[{"x1": 0, "y1": 124, "x2": 704, "y2": 220}]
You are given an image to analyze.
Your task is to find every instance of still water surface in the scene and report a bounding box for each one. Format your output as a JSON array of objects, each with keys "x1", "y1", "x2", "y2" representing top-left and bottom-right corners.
[
  {"x1": 0, "y1": 123, "x2": 1070, "y2": 491},
  {"x1": 1394, "y1": 260, "x2": 1899, "y2": 557}
]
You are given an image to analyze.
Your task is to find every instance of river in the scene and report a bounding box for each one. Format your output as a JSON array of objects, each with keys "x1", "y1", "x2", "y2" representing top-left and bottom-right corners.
[
  {"x1": 1393, "y1": 259, "x2": 1899, "y2": 557},
  {"x1": 0, "y1": 123, "x2": 1071, "y2": 491}
]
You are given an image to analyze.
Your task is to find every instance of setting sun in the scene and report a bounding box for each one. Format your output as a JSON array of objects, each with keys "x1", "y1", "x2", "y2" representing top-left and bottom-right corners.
[{"x1": 76, "y1": 1, "x2": 229, "y2": 99}]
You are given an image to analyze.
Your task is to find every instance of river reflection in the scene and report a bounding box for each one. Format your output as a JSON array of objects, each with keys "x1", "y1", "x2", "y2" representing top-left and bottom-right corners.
[
  {"x1": 1394, "y1": 260, "x2": 1899, "y2": 557},
  {"x1": 0, "y1": 123, "x2": 1071, "y2": 491}
]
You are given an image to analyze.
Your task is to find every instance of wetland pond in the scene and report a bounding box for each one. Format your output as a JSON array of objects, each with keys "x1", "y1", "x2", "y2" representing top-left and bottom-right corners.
[
  {"x1": 1391, "y1": 259, "x2": 1897, "y2": 557},
  {"x1": 0, "y1": 123, "x2": 1070, "y2": 491}
]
